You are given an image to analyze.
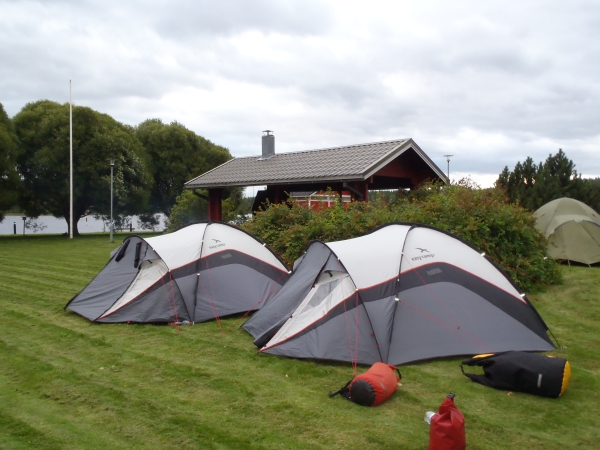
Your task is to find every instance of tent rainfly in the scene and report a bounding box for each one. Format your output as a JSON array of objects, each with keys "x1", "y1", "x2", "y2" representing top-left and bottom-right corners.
[
  {"x1": 534, "y1": 197, "x2": 600, "y2": 265},
  {"x1": 66, "y1": 222, "x2": 290, "y2": 323},
  {"x1": 243, "y1": 223, "x2": 556, "y2": 366}
]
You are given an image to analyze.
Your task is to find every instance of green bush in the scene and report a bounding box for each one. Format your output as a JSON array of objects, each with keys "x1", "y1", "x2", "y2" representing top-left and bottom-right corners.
[
  {"x1": 242, "y1": 180, "x2": 562, "y2": 292},
  {"x1": 242, "y1": 193, "x2": 401, "y2": 264},
  {"x1": 166, "y1": 190, "x2": 208, "y2": 231},
  {"x1": 166, "y1": 188, "x2": 246, "y2": 232}
]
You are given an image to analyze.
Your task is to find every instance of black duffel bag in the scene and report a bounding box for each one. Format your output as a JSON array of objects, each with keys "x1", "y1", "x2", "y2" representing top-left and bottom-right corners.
[{"x1": 461, "y1": 351, "x2": 570, "y2": 398}]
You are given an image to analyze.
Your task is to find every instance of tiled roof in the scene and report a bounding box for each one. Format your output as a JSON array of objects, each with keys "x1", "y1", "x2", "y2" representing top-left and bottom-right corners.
[{"x1": 185, "y1": 138, "x2": 441, "y2": 188}]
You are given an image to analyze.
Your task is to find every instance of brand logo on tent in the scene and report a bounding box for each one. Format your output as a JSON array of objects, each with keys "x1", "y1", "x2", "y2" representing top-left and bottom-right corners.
[
  {"x1": 209, "y1": 239, "x2": 226, "y2": 249},
  {"x1": 412, "y1": 247, "x2": 435, "y2": 261}
]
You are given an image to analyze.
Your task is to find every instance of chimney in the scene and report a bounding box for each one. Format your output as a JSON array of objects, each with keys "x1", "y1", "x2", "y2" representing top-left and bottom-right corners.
[{"x1": 261, "y1": 130, "x2": 275, "y2": 159}]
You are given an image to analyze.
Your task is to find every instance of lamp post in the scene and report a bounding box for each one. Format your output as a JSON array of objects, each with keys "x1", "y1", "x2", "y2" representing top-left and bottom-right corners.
[
  {"x1": 69, "y1": 80, "x2": 73, "y2": 239},
  {"x1": 443, "y1": 154, "x2": 453, "y2": 183},
  {"x1": 110, "y1": 159, "x2": 114, "y2": 243}
]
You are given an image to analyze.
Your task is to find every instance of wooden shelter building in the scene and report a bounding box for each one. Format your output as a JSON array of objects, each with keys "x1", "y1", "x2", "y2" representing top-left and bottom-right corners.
[{"x1": 184, "y1": 131, "x2": 447, "y2": 221}]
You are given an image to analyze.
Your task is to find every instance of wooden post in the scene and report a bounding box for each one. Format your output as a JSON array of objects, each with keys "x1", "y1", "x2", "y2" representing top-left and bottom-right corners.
[
  {"x1": 360, "y1": 181, "x2": 369, "y2": 202},
  {"x1": 273, "y1": 186, "x2": 281, "y2": 204},
  {"x1": 208, "y1": 189, "x2": 222, "y2": 222}
]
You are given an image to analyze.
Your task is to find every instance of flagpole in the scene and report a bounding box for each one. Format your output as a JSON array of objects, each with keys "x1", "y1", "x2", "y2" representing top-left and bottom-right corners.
[{"x1": 70, "y1": 80, "x2": 73, "y2": 239}]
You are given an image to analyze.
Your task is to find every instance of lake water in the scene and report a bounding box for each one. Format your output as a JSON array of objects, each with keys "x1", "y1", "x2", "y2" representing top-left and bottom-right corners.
[{"x1": 0, "y1": 215, "x2": 166, "y2": 235}]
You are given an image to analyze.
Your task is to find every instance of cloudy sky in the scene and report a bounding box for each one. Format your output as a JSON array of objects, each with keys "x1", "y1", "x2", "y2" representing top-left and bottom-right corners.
[{"x1": 2, "y1": 0, "x2": 599, "y2": 187}]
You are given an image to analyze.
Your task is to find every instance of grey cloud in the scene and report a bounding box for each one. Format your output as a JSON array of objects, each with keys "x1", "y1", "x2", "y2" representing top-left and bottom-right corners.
[
  {"x1": 1, "y1": 0, "x2": 599, "y2": 183},
  {"x1": 149, "y1": 0, "x2": 334, "y2": 39},
  {"x1": 440, "y1": 46, "x2": 552, "y2": 76},
  {"x1": 297, "y1": 80, "x2": 376, "y2": 109}
]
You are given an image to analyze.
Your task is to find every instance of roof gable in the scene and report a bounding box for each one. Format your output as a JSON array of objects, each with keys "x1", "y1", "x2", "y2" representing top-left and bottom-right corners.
[{"x1": 185, "y1": 138, "x2": 446, "y2": 189}]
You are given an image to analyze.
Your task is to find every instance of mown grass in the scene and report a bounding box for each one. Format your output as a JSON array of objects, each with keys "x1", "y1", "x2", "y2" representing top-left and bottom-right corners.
[{"x1": 0, "y1": 234, "x2": 598, "y2": 449}]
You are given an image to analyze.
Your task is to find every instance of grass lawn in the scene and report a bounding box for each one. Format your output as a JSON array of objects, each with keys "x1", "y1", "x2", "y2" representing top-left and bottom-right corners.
[{"x1": 0, "y1": 234, "x2": 598, "y2": 449}]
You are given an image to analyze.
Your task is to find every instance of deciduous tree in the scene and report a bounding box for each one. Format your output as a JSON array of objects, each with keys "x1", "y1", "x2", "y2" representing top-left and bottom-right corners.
[
  {"x1": 13, "y1": 100, "x2": 152, "y2": 235},
  {"x1": 136, "y1": 119, "x2": 233, "y2": 216},
  {"x1": 0, "y1": 103, "x2": 21, "y2": 221}
]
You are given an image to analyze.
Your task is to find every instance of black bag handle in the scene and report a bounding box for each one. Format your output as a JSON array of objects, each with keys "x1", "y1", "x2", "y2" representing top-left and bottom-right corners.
[
  {"x1": 460, "y1": 355, "x2": 497, "y2": 388},
  {"x1": 329, "y1": 379, "x2": 353, "y2": 399}
]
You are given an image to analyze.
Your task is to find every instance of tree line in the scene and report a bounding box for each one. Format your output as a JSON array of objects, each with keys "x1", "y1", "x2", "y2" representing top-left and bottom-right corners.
[
  {"x1": 496, "y1": 149, "x2": 600, "y2": 212},
  {"x1": 0, "y1": 100, "x2": 241, "y2": 235}
]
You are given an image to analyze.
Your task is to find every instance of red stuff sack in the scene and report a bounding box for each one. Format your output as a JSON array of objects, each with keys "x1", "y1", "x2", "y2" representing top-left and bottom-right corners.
[
  {"x1": 429, "y1": 394, "x2": 466, "y2": 450},
  {"x1": 329, "y1": 362, "x2": 401, "y2": 406}
]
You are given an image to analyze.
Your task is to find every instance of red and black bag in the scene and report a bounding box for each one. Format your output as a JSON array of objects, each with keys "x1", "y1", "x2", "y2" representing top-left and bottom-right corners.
[
  {"x1": 429, "y1": 393, "x2": 466, "y2": 450},
  {"x1": 461, "y1": 351, "x2": 571, "y2": 398},
  {"x1": 329, "y1": 362, "x2": 401, "y2": 406}
]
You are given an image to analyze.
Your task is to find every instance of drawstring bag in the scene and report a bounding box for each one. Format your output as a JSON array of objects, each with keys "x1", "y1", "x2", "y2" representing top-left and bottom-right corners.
[
  {"x1": 429, "y1": 393, "x2": 466, "y2": 450},
  {"x1": 461, "y1": 351, "x2": 570, "y2": 398},
  {"x1": 329, "y1": 362, "x2": 401, "y2": 406}
]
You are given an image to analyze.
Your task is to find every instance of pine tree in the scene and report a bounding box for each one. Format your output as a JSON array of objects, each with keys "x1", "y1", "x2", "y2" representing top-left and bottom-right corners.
[{"x1": 495, "y1": 149, "x2": 588, "y2": 211}]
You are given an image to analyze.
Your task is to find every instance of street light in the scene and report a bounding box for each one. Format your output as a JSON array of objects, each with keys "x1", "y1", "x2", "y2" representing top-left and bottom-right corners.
[
  {"x1": 110, "y1": 159, "x2": 114, "y2": 243},
  {"x1": 443, "y1": 155, "x2": 453, "y2": 183}
]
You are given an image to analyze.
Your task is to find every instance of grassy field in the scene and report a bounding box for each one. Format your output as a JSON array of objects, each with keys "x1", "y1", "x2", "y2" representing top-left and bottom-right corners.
[{"x1": 0, "y1": 234, "x2": 598, "y2": 449}]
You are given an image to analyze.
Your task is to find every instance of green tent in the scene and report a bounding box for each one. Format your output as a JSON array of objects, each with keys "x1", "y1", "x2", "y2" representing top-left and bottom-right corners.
[{"x1": 534, "y1": 197, "x2": 600, "y2": 265}]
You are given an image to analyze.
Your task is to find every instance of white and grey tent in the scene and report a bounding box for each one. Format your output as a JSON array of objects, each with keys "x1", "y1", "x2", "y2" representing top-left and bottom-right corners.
[
  {"x1": 243, "y1": 223, "x2": 555, "y2": 365},
  {"x1": 66, "y1": 222, "x2": 290, "y2": 323}
]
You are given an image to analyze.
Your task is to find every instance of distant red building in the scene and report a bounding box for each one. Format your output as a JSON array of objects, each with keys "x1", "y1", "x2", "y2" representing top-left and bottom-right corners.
[{"x1": 290, "y1": 191, "x2": 352, "y2": 210}]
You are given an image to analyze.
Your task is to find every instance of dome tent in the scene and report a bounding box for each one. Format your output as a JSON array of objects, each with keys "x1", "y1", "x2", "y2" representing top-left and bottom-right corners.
[
  {"x1": 243, "y1": 223, "x2": 555, "y2": 366},
  {"x1": 534, "y1": 197, "x2": 600, "y2": 265},
  {"x1": 66, "y1": 222, "x2": 290, "y2": 323}
]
